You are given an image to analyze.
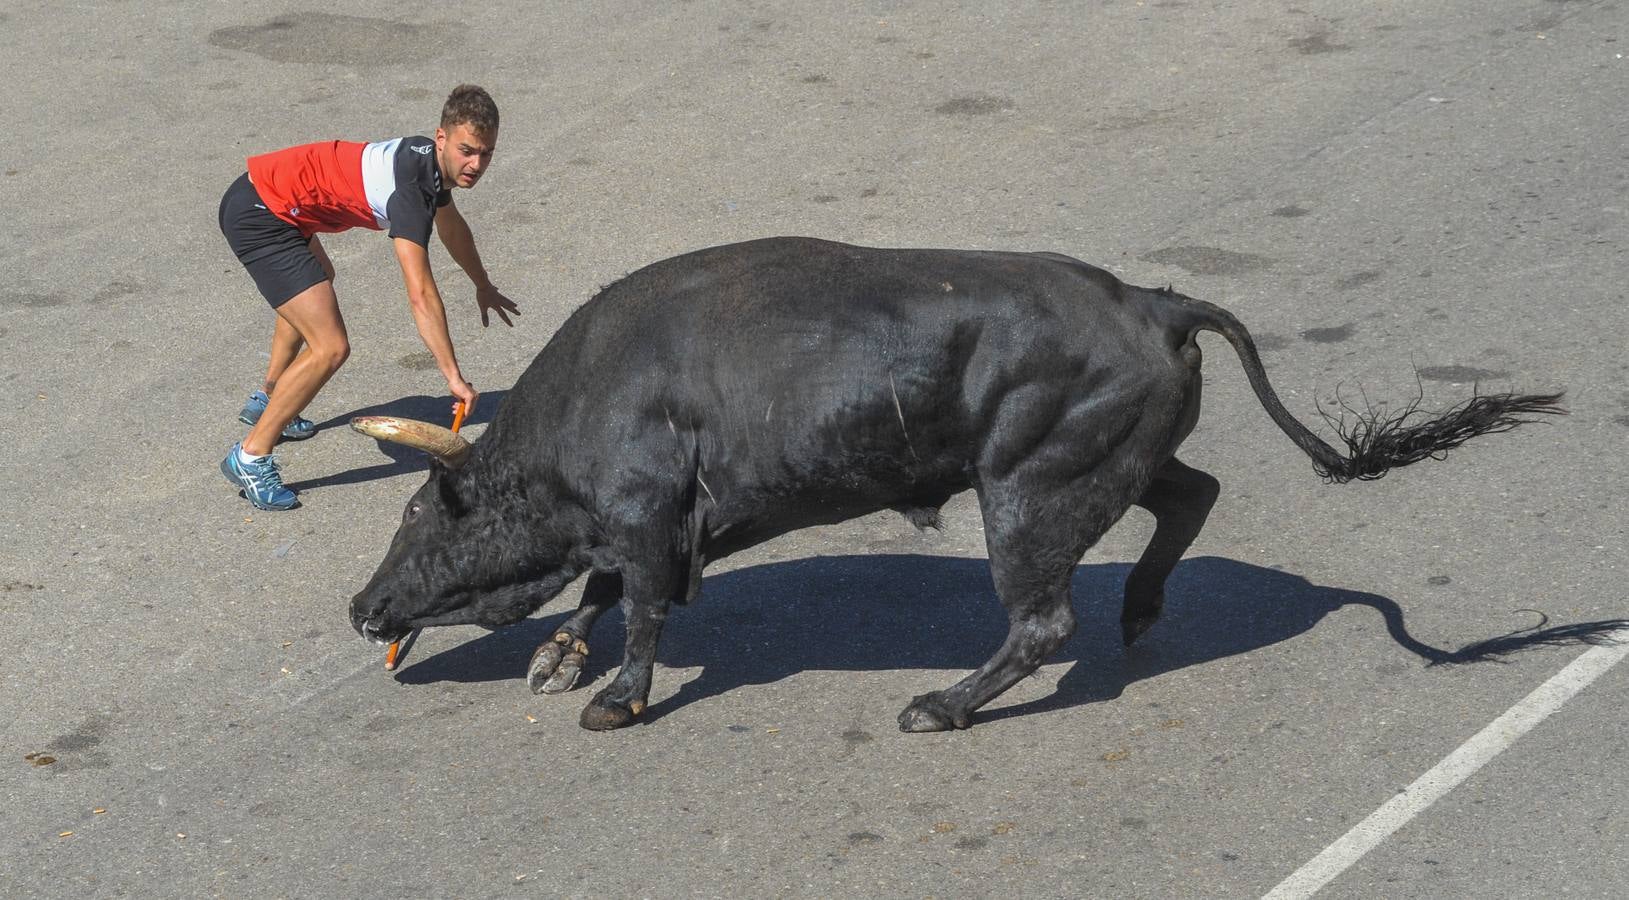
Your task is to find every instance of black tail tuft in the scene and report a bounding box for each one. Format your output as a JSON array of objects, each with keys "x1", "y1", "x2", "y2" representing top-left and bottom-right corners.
[
  {"x1": 1313, "y1": 385, "x2": 1566, "y2": 484},
  {"x1": 1173, "y1": 295, "x2": 1567, "y2": 484},
  {"x1": 1427, "y1": 612, "x2": 1629, "y2": 666}
]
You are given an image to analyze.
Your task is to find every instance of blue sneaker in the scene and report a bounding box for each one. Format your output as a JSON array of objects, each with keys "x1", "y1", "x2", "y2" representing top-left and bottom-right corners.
[
  {"x1": 238, "y1": 391, "x2": 317, "y2": 441},
  {"x1": 221, "y1": 443, "x2": 299, "y2": 511}
]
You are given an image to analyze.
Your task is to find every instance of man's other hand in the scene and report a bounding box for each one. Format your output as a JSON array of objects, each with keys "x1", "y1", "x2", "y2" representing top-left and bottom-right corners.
[{"x1": 476, "y1": 284, "x2": 520, "y2": 327}]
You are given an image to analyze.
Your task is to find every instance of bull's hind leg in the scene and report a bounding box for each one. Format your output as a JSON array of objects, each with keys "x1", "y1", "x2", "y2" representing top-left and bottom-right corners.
[
  {"x1": 1121, "y1": 457, "x2": 1219, "y2": 646},
  {"x1": 528, "y1": 571, "x2": 620, "y2": 694},
  {"x1": 898, "y1": 474, "x2": 1142, "y2": 732}
]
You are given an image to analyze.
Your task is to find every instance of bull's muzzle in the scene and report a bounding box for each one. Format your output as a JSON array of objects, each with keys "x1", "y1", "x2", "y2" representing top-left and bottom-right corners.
[
  {"x1": 349, "y1": 416, "x2": 472, "y2": 468},
  {"x1": 350, "y1": 593, "x2": 408, "y2": 645}
]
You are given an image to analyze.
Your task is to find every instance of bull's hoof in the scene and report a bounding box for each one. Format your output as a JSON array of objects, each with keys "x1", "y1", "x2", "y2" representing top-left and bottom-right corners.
[
  {"x1": 1121, "y1": 615, "x2": 1159, "y2": 647},
  {"x1": 528, "y1": 633, "x2": 587, "y2": 695},
  {"x1": 580, "y1": 700, "x2": 640, "y2": 731},
  {"x1": 897, "y1": 693, "x2": 971, "y2": 732}
]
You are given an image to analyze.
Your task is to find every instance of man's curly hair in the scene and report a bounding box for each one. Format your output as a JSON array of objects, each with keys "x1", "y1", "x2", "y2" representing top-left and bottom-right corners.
[{"x1": 441, "y1": 84, "x2": 499, "y2": 135}]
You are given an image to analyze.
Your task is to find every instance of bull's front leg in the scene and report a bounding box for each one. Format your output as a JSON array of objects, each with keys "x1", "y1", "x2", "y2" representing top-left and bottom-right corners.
[
  {"x1": 527, "y1": 572, "x2": 621, "y2": 694},
  {"x1": 579, "y1": 591, "x2": 672, "y2": 730}
]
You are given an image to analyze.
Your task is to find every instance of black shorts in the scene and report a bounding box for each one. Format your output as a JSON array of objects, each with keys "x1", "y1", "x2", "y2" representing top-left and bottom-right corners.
[{"x1": 218, "y1": 173, "x2": 328, "y2": 308}]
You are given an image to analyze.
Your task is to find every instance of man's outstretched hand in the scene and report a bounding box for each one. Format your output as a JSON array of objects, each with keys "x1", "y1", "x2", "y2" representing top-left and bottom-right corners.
[{"x1": 476, "y1": 284, "x2": 520, "y2": 327}]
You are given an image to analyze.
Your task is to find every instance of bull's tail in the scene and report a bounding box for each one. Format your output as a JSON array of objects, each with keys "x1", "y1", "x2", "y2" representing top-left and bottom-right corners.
[{"x1": 1172, "y1": 296, "x2": 1566, "y2": 483}]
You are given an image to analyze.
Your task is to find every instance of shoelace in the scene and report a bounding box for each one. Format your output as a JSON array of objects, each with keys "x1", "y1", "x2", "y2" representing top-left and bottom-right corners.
[{"x1": 250, "y1": 454, "x2": 287, "y2": 488}]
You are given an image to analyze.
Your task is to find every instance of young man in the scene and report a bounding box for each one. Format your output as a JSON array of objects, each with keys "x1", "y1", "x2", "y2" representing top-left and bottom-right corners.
[{"x1": 217, "y1": 84, "x2": 519, "y2": 510}]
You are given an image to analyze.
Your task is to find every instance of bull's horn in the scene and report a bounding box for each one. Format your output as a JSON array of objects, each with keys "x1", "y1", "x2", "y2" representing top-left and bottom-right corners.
[{"x1": 350, "y1": 416, "x2": 472, "y2": 468}]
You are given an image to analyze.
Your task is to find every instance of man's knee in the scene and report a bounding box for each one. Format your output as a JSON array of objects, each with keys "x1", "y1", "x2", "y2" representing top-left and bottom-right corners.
[{"x1": 314, "y1": 340, "x2": 350, "y2": 373}]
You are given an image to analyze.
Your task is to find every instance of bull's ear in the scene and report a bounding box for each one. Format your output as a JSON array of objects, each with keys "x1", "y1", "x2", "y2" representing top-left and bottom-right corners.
[{"x1": 432, "y1": 462, "x2": 470, "y2": 518}]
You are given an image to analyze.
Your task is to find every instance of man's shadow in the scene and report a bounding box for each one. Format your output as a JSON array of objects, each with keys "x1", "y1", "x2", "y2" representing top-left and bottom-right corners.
[
  {"x1": 392, "y1": 553, "x2": 1625, "y2": 724},
  {"x1": 284, "y1": 390, "x2": 508, "y2": 492}
]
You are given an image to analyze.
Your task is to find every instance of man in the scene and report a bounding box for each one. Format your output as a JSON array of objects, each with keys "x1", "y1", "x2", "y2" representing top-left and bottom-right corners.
[{"x1": 217, "y1": 84, "x2": 519, "y2": 510}]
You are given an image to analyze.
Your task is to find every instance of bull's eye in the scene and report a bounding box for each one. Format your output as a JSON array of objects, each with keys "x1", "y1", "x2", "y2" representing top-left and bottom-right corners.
[{"x1": 404, "y1": 501, "x2": 423, "y2": 524}]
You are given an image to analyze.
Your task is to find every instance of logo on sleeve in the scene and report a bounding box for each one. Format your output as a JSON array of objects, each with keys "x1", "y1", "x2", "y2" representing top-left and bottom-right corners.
[{"x1": 410, "y1": 143, "x2": 432, "y2": 155}]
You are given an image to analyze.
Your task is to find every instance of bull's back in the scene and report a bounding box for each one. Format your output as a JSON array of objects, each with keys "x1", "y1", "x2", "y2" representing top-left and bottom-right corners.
[{"x1": 504, "y1": 238, "x2": 1189, "y2": 537}]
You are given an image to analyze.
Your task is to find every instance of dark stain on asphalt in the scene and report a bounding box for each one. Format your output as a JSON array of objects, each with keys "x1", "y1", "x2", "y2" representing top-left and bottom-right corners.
[
  {"x1": 1301, "y1": 323, "x2": 1356, "y2": 343},
  {"x1": 1273, "y1": 205, "x2": 1311, "y2": 218},
  {"x1": 1141, "y1": 246, "x2": 1273, "y2": 276},
  {"x1": 1336, "y1": 271, "x2": 1382, "y2": 291},
  {"x1": 1428, "y1": 575, "x2": 1452, "y2": 586},
  {"x1": 567, "y1": 156, "x2": 595, "y2": 167},
  {"x1": 32, "y1": 714, "x2": 116, "y2": 772},
  {"x1": 397, "y1": 352, "x2": 438, "y2": 371},
  {"x1": 801, "y1": 74, "x2": 831, "y2": 84},
  {"x1": 207, "y1": 79, "x2": 240, "y2": 92},
  {"x1": 1120, "y1": 817, "x2": 1150, "y2": 830},
  {"x1": 1613, "y1": 415, "x2": 1629, "y2": 428},
  {"x1": 848, "y1": 831, "x2": 884, "y2": 846},
  {"x1": 935, "y1": 95, "x2": 1015, "y2": 116},
  {"x1": 3, "y1": 292, "x2": 69, "y2": 308},
  {"x1": 1290, "y1": 32, "x2": 1351, "y2": 54},
  {"x1": 813, "y1": 195, "x2": 839, "y2": 204},
  {"x1": 1418, "y1": 365, "x2": 1508, "y2": 383},
  {"x1": 955, "y1": 836, "x2": 990, "y2": 850},
  {"x1": 53, "y1": 713, "x2": 112, "y2": 752},
  {"x1": 841, "y1": 728, "x2": 874, "y2": 747},
  {"x1": 208, "y1": 14, "x2": 460, "y2": 66}
]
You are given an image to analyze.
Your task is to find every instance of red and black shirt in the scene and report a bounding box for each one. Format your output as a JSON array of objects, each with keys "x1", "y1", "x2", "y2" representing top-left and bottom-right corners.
[{"x1": 247, "y1": 136, "x2": 452, "y2": 246}]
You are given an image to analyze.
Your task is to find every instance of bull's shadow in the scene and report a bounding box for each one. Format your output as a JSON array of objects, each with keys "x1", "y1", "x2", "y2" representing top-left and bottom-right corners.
[
  {"x1": 393, "y1": 553, "x2": 1614, "y2": 723},
  {"x1": 284, "y1": 390, "x2": 509, "y2": 492}
]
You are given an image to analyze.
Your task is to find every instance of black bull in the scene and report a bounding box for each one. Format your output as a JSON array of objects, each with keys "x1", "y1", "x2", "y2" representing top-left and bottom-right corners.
[{"x1": 349, "y1": 237, "x2": 1564, "y2": 731}]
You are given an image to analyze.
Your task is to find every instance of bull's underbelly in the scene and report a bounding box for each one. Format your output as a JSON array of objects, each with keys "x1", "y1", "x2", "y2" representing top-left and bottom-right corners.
[{"x1": 699, "y1": 455, "x2": 972, "y2": 562}]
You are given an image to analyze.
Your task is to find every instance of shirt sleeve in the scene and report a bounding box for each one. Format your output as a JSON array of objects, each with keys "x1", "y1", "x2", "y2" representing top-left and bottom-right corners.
[{"x1": 385, "y1": 136, "x2": 445, "y2": 247}]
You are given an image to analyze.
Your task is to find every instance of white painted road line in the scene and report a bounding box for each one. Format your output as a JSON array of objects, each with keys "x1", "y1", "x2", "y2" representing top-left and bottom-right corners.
[{"x1": 1263, "y1": 631, "x2": 1629, "y2": 900}]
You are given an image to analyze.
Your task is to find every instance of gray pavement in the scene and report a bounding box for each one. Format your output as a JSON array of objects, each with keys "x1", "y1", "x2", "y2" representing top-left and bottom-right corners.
[{"x1": 3, "y1": 1, "x2": 1626, "y2": 897}]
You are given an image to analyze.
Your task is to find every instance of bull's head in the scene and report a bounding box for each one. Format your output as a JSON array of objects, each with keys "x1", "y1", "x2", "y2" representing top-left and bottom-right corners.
[{"x1": 346, "y1": 416, "x2": 584, "y2": 644}]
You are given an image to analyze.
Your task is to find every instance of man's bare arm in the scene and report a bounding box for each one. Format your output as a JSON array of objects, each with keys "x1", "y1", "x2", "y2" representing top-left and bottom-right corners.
[
  {"x1": 394, "y1": 236, "x2": 477, "y2": 411},
  {"x1": 436, "y1": 200, "x2": 519, "y2": 327}
]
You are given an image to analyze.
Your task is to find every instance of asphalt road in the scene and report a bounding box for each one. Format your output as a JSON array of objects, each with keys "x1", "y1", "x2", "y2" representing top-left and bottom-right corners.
[{"x1": 3, "y1": 1, "x2": 1626, "y2": 897}]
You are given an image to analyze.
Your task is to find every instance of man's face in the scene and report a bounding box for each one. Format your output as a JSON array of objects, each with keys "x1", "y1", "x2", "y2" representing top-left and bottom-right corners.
[{"x1": 435, "y1": 123, "x2": 497, "y2": 189}]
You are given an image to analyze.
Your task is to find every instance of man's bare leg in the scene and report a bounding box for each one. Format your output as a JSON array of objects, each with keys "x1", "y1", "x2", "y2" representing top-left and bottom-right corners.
[
  {"x1": 261, "y1": 238, "x2": 332, "y2": 393},
  {"x1": 262, "y1": 315, "x2": 305, "y2": 395},
  {"x1": 242, "y1": 279, "x2": 349, "y2": 457}
]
